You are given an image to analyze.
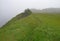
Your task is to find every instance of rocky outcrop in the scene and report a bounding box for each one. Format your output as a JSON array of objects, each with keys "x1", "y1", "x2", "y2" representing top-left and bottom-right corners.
[{"x1": 16, "y1": 9, "x2": 32, "y2": 19}]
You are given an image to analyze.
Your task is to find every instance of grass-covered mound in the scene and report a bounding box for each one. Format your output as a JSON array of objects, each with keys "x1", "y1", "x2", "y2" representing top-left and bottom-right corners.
[{"x1": 0, "y1": 9, "x2": 60, "y2": 41}]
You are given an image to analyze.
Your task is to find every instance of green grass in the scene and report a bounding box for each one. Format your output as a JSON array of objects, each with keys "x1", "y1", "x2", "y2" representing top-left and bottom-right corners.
[{"x1": 0, "y1": 13, "x2": 60, "y2": 41}]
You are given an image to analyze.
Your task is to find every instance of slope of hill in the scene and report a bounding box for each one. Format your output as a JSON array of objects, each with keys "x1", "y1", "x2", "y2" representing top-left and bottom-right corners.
[{"x1": 0, "y1": 9, "x2": 60, "y2": 41}]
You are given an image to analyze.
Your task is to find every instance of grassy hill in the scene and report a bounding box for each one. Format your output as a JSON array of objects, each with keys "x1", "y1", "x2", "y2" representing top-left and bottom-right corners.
[{"x1": 0, "y1": 10, "x2": 60, "y2": 41}]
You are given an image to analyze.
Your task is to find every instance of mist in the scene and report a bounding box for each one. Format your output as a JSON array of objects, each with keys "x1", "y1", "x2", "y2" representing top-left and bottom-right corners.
[{"x1": 0, "y1": 0, "x2": 60, "y2": 27}]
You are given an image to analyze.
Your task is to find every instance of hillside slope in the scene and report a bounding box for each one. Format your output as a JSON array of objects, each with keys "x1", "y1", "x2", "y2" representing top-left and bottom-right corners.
[{"x1": 0, "y1": 10, "x2": 60, "y2": 41}]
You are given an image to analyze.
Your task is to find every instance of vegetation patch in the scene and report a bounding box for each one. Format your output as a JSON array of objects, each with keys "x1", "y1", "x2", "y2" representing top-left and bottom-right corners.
[{"x1": 0, "y1": 9, "x2": 60, "y2": 41}]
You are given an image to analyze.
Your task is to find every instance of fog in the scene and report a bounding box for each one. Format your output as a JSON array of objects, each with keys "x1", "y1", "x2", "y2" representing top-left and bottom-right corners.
[{"x1": 0, "y1": 0, "x2": 60, "y2": 27}]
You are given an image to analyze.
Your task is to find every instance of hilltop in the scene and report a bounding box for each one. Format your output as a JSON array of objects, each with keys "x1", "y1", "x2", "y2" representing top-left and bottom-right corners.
[{"x1": 0, "y1": 9, "x2": 60, "y2": 41}]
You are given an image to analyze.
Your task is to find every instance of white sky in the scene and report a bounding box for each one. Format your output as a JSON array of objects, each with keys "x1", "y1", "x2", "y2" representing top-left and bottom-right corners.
[{"x1": 0, "y1": 0, "x2": 60, "y2": 27}]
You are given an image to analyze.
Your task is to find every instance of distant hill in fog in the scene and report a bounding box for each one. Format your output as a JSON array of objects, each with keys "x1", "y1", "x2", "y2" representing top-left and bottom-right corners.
[{"x1": 31, "y1": 8, "x2": 60, "y2": 13}]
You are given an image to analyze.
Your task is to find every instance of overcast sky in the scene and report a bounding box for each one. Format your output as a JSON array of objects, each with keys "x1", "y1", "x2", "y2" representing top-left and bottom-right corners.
[{"x1": 0, "y1": 0, "x2": 60, "y2": 27}]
